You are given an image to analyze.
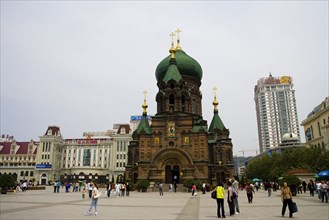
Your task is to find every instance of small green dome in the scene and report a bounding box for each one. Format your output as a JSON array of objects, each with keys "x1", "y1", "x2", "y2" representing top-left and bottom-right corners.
[{"x1": 155, "y1": 50, "x2": 203, "y2": 82}]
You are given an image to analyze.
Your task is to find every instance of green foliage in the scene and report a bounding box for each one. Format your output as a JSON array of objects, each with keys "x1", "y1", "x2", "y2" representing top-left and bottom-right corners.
[
  {"x1": 136, "y1": 179, "x2": 150, "y2": 191},
  {"x1": 245, "y1": 147, "x2": 329, "y2": 181},
  {"x1": 183, "y1": 179, "x2": 202, "y2": 189},
  {"x1": 0, "y1": 174, "x2": 16, "y2": 189},
  {"x1": 278, "y1": 175, "x2": 302, "y2": 187}
]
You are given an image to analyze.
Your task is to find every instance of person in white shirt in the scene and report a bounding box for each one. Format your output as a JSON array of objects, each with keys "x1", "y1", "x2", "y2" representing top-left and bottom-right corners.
[{"x1": 231, "y1": 177, "x2": 240, "y2": 214}]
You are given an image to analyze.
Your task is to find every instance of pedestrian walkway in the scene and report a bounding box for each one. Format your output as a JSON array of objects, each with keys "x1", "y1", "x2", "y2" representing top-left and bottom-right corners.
[{"x1": 0, "y1": 186, "x2": 328, "y2": 219}]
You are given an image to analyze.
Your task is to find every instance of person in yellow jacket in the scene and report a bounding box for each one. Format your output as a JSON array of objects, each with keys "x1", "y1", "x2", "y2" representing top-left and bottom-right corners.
[{"x1": 214, "y1": 182, "x2": 226, "y2": 218}]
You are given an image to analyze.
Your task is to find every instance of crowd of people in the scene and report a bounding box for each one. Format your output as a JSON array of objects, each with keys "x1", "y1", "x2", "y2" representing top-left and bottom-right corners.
[{"x1": 212, "y1": 177, "x2": 328, "y2": 218}]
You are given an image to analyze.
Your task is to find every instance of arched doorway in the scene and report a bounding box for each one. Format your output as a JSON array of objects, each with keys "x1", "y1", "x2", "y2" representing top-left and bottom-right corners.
[
  {"x1": 133, "y1": 173, "x2": 138, "y2": 184},
  {"x1": 164, "y1": 165, "x2": 180, "y2": 184},
  {"x1": 41, "y1": 173, "x2": 47, "y2": 185},
  {"x1": 173, "y1": 165, "x2": 180, "y2": 183},
  {"x1": 165, "y1": 165, "x2": 172, "y2": 183}
]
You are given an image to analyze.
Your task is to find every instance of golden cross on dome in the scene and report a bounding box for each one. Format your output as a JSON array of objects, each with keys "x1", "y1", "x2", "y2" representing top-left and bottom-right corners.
[
  {"x1": 175, "y1": 28, "x2": 181, "y2": 39},
  {"x1": 143, "y1": 89, "x2": 147, "y2": 102},
  {"x1": 175, "y1": 28, "x2": 182, "y2": 50},
  {"x1": 169, "y1": 32, "x2": 176, "y2": 58},
  {"x1": 213, "y1": 86, "x2": 217, "y2": 97},
  {"x1": 142, "y1": 90, "x2": 148, "y2": 113},
  {"x1": 213, "y1": 86, "x2": 219, "y2": 110},
  {"x1": 170, "y1": 32, "x2": 175, "y2": 46}
]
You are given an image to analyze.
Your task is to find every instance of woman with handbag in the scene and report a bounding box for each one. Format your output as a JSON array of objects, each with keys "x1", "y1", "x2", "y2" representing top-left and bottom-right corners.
[
  {"x1": 86, "y1": 183, "x2": 100, "y2": 216},
  {"x1": 281, "y1": 182, "x2": 293, "y2": 218},
  {"x1": 214, "y1": 182, "x2": 225, "y2": 218}
]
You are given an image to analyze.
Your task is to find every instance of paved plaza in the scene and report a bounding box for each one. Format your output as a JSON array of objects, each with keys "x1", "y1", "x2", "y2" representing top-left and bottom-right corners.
[{"x1": 0, "y1": 186, "x2": 328, "y2": 220}]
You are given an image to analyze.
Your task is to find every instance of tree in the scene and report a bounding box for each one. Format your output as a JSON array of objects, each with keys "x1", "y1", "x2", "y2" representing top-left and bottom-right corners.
[
  {"x1": 245, "y1": 148, "x2": 329, "y2": 181},
  {"x1": 136, "y1": 179, "x2": 150, "y2": 192},
  {"x1": 0, "y1": 174, "x2": 16, "y2": 194},
  {"x1": 183, "y1": 179, "x2": 202, "y2": 190}
]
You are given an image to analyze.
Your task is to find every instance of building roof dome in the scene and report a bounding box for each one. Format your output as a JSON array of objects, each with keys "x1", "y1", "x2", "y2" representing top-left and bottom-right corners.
[
  {"x1": 282, "y1": 132, "x2": 299, "y2": 142},
  {"x1": 155, "y1": 49, "x2": 203, "y2": 82}
]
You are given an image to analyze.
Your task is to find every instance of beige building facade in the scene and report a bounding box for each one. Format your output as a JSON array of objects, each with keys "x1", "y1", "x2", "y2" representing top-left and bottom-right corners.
[
  {"x1": 0, "y1": 138, "x2": 38, "y2": 183},
  {"x1": 1, "y1": 124, "x2": 132, "y2": 185},
  {"x1": 301, "y1": 97, "x2": 329, "y2": 150}
]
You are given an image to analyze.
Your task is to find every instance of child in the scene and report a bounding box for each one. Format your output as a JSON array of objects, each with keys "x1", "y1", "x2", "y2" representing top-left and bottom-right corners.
[{"x1": 82, "y1": 188, "x2": 86, "y2": 199}]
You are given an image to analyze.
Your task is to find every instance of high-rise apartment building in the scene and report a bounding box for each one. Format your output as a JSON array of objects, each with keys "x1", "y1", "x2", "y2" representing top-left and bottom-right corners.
[{"x1": 254, "y1": 74, "x2": 300, "y2": 153}]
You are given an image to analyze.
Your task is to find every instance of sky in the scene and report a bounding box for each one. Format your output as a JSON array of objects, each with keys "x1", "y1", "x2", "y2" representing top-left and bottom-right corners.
[{"x1": 1, "y1": 1, "x2": 328, "y2": 157}]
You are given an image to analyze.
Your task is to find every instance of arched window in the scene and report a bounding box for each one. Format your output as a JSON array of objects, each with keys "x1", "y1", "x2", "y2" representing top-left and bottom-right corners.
[
  {"x1": 192, "y1": 100, "x2": 196, "y2": 114},
  {"x1": 169, "y1": 95, "x2": 175, "y2": 105},
  {"x1": 169, "y1": 95, "x2": 175, "y2": 112},
  {"x1": 182, "y1": 96, "x2": 185, "y2": 112}
]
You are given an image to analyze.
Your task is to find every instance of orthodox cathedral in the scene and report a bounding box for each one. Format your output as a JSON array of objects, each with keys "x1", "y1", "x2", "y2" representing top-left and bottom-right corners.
[{"x1": 125, "y1": 30, "x2": 234, "y2": 185}]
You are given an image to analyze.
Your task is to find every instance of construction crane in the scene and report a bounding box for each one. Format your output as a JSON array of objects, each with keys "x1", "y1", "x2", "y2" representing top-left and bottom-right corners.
[{"x1": 238, "y1": 149, "x2": 258, "y2": 157}]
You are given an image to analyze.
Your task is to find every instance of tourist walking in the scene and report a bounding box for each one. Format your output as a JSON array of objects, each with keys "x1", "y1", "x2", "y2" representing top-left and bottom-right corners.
[
  {"x1": 191, "y1": 184, "x2": 197, "y2": 197},
  {"x1": 86, "y1": 183, "x2": 100, "y2": 216},
  {"x1": 169, "y1": 183, "x2": 173, "y2": 192},
  {"x1": 88, "y1": 182, "x2": 93, "y2": 198},
  {"x1": 82, "y1": 187, "x2": 86, "y2": 199},
  {"x1": 214, "y1": 182, "x2": 225, "y2": 218},
  {"x1": 302, "y1": 180, "x2": 307, "y2": 193},
  {"x1": 266, "y1": 182, "x2": 272, "y2": 197},
  {"x1": 231, "y1": 177, "x2": 240, "y2": 214},
  {"x1": 308, "y1": 179, "x2": 315, "y2": 196},
  {"x1": 121, "y1": 183, "x2": 126, "y2": 196},
  {"x1": 227, "y1": 181, "x2": 235, "y2": 216},
  {"x1": 115, "y1": 183, "x2": 121, "y2": 197},
  {"x1": 319, "y1": 180, "x2": 328, "y2": 203},
  {"x1": 202, "y1": 182, "x2": 206, "y2": 194},
  {"x1": 126, "y1": 182, "x2": 130, "y2": 196},
  {"x1": 245, "y1": 183, "x2": 255, "y2": 203},
  {"x1": 53, "y1": 181, "x2": 57, "y2": 193},
  {"x1": 158, "y1": 181, "x2": 164, "y2": 196},
  {"x1": 281, "y1": 182, "x2": 293, "y2": 218},
  {"x1": 57, "y1": 181, "x2": 60, "y2": 193},
  {"x1": 107, "y1": 182, "x2": 112, "y2": 198}
]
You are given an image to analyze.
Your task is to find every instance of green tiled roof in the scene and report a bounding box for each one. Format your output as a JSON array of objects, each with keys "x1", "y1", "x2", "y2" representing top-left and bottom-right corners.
[
  {"x1": 163, "y1": 59, "x2": 182, "y2": 83},
  {"x1": 135, "y1": 114, "x2": 152, "y2": 135},
  {"x1": 208, "y1": 110, "x2": 225, "y2": 132},
  {"x1": 192, "y1": 125, "x2": 207, "y2": 133}
]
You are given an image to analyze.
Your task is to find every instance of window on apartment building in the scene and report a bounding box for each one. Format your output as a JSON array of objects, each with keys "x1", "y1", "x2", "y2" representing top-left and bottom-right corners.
[
  {"x1": 20, "y1": 171, "x2": 24, "y2": 176},
  {"x1": 30, "y1": 171, "x2": 33, "y2": 176},
  {"x1": 317, "y1": 122, "x2": 321, "y2": 136},
  {"x1": 116, "y1": 162, "x2": 119, "y2": 167}
]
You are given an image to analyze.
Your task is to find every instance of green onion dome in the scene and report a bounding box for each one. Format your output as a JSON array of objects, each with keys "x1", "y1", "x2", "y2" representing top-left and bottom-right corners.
[{"x1": 155, "y1": 49, "x2": 203, "y2": 82}]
